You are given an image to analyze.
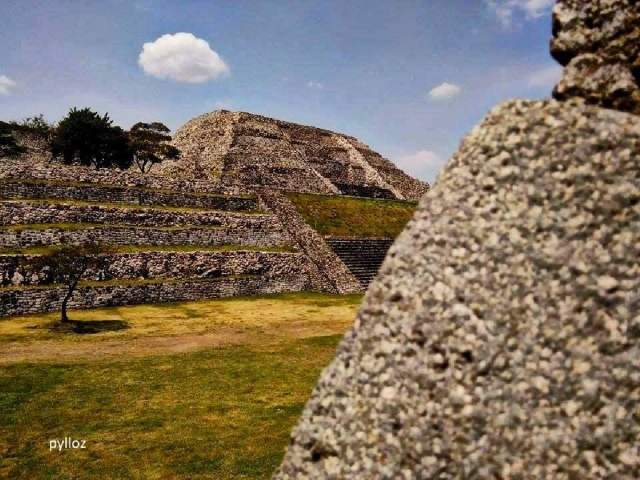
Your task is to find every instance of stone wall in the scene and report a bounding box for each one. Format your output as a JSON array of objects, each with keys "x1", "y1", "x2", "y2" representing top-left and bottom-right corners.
[
  {"x1": 0, "y1": 250, "x2": 308, "y2": 286},
  {"x1": 0, "y1": 179, "x2": 258, "y2": 211},
  {"x1": 551, "y1": 0, "x2": 640, "y2": 114},
  {"x1": 0, "y1": 226, "x2": 288, "y2": 248},
  {"x1": 0, "y1": 202, "x2": 276, "y2": 229},
  {"x1": 333, "y1": 183, "x2": 395, "y2": 200},
  {"x1": 258, "y1": 189, "x2": 363, "y2": 294},
  {"x1": 0, "y1": 275, "x2": 310, "y2": 316},
  {"x1": 354, "y1": 147, "x2": 430, "y2": 201},
  {"x1": 0, "y1": 158, "x2": 252, "y2": 195}
]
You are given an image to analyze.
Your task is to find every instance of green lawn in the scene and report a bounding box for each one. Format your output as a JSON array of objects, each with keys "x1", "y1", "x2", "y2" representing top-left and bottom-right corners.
[
  {"x1": 287, "y1": 192, "x2": 418, "y2": 238},
  {"x1": 0, "y1": 293, "x2": 362, "y2": 479}
]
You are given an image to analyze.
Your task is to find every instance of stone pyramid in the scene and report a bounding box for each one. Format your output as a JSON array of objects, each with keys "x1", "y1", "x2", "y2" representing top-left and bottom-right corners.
[{"x1": 159, "y1": 110, "x2": 429, "y2": 201}]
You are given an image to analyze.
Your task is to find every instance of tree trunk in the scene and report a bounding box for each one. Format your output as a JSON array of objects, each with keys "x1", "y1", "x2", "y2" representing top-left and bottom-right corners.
[{"x1": 60, "y1": 283, "x2": 77, "y2": 323}]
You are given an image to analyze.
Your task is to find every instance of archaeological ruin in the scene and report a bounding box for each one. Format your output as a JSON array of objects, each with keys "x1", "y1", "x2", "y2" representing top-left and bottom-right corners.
[{"x1": 0, "y1": 113, "x2": 427, "y2": 316}]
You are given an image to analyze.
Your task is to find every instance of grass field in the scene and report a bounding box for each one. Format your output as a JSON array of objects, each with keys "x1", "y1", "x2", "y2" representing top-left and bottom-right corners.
[
  {"x1": 0, "y1": 292, "x2": 363, "y2": 479},
  {"x1": 286, "y1": 192, "x2": 418, "y2": 238}
]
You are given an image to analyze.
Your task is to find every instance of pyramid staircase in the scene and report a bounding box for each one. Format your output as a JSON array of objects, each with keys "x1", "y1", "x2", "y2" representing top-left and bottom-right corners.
[{"x1": 324, "y1": 238, "x2": 394, "y2": 288}]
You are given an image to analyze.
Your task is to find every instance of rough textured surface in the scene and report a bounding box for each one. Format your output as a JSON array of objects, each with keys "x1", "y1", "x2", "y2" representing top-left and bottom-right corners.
[
  {"x1": 551, "y1": 0, "x2": 640, "y2": 114},
  {"x1": 0, "y1": 179, "x2": 258, "y2": 211},
  {"x1": 0, "y1": 275, "x2": 309, "y2": 316},
  {"x1": 0, "y1": 225, "x2": 288, "y2": 249},
  {"x1": 0, "y1": 158, "x2": 252, "y2": 195},
  {"x1": 0, "y1": 250, "x2": 309, "y2": 287},
  {"x1": 275, "y1": 99, "x2": 640, "y2": 479},
  {"x1": 160, "y1": 110, "x2": 429, "y2": 201},
  {"x1": 0, "y1": 201, "x2": 274, "y2": 229}
]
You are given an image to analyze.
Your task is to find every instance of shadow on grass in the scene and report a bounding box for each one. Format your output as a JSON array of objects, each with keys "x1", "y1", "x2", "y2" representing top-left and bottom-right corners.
[{"x1": 49, "y1": 319, "x2": 131, "y2": 335}]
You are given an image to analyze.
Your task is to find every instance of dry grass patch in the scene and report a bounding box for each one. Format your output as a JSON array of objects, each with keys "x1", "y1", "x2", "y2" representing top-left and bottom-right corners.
[{"x1": 0, "y1": 292, "x2": 362, "y2": 355}]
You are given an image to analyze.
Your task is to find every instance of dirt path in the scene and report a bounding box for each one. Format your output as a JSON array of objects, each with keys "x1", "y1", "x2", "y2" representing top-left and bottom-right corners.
[
  {"x1": 0, "y1": 321, "x2": 348, "y2": 365},
  {"x1": 0, "y1": 331, "x2": 257, "y2": 364}
]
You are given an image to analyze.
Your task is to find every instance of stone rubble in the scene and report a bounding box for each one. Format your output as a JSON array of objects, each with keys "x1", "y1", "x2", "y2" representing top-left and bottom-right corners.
[{"x1": 551, "y1": 0, "x2": 640, "y2": 114}]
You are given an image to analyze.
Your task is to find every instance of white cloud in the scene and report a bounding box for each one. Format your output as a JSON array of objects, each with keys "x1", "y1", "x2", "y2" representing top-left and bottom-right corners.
[
  {"x1": 528, "y1": 64, "x2": 562, "y2": 88},
  {"x1": 138, "y1": 32, "x2": 230, "y2": 83},
  {"x1": 394, "y1": 150, "x2": 445, "y2": 183},
  {"x1": 428, "y1": 83, "x2": 461, "y2": 101},
  {"x1": 307, "y1": 80, "x2": 325, "y2": 90},
  {"x1": 485, "y1": 0, "x2": 554, "y2": 27},
  {"x1": 0, "y1": 75, "x2": 19, "y2": 95}
]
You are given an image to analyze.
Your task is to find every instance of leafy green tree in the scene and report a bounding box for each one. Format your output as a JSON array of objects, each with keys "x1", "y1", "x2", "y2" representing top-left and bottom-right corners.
[
  {"x1": 102, "y1": 125, "x2": 133, "y2": 169},
  {"x1": 17, "y1": 114, "x2": 55, "y2": 152},
  {"x1": 0, "y1": 121, "x2": 26, "y2": 158},
  {"x1": 128, "y1": 122, "x2": 180, "y2": 173},
  {"x1": 51, "y1": 107, "x2": 133, "y2": 170},
  {"x1": 24, "y1": 243, "x2": 114, "y2": 323}
]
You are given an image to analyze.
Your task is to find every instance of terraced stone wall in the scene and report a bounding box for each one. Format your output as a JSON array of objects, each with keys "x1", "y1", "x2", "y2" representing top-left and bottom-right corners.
[
  {"x1": 0, "y1": 251, "x2": 308, "y2": 286},
  {"x1": 354, "y1": 148, "x2": 430, "y2": 202},
  {"x1": 0, "y1": 275, "x2": 310, "y2": 316},
  {"x1": 0, "y1": 226, "x2": 288, "y2": 249},
  {"x1": 0, "y1": 158, "x2": 251, "y2": 195},
  {"x1": 0, "y1": 202, "x2": 276, "y2": 229},
  {"x1": 166, "y1": 110, "x2": 430, "y2": 201},
  {"x1": 0, "y1": 180, "x2": 258, "y2": 211}
]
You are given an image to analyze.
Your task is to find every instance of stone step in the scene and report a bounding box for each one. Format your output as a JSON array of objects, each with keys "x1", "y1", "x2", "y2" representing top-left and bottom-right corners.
[{"x1": 325, "y1": 238, "x2": 394, "y2": 289}]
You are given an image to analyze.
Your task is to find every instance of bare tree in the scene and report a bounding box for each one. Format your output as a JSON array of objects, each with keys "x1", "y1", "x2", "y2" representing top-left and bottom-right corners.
[{"x1": 24, "y1": 243, "x2": 114, "y2": 323}]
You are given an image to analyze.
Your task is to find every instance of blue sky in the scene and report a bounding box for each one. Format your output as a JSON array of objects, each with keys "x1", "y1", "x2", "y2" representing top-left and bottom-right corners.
[{"x1": 0, "y1": 0, "x2": 560, "y2": 183}]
